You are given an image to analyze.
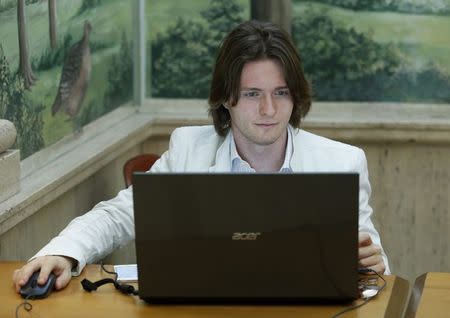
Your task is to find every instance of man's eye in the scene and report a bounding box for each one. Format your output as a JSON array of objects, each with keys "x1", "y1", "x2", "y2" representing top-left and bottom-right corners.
[
  {"x1": 274, "y1": 89, "x2": 290, "y2": 96},
  {"x1": 242, "y1": 91, "x2": 260, "y2": 98}
]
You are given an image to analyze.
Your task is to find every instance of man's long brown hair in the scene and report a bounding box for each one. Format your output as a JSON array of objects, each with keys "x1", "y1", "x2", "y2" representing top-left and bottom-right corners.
[{"x1": 208, "y1": 20, "x2": 312, "y2": 136}]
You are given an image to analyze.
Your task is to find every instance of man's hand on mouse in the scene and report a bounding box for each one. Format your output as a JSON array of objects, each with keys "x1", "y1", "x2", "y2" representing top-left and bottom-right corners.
[
  {"x1": 13, "y1": 255, "x2": 76, "y2": 293},
  {"x1": 358, "y1": 232, "x2": 386, "y2": 274}
]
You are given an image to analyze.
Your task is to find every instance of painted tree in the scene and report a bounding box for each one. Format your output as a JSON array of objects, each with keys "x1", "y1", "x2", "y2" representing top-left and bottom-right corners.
[
  {"x1": 48, "y1": 0, "x2": 57, "y2": 49},
  {"x1": 250, "y1": 0, "x2": 292, "y2": 34},
  {"x1": 0, "y1": 45, "x2": 44, "y2": 158},
  {"x1": 17, "y1": 0, "x2": 36, "y2": 89}
]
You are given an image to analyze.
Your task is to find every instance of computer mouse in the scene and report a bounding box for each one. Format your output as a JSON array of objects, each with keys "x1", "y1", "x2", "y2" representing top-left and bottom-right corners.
[{"x1": 19, "y1": 271, "x2": 57, "y2": 299}]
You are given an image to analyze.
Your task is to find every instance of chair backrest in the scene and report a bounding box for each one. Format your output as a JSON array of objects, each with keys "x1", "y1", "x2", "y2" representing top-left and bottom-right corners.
[{"x1": 123, "y1": 153, "x2": 160, "y2": 187}]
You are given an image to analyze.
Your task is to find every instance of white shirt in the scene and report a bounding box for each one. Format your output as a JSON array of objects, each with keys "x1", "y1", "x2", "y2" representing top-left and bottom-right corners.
[{"x1": 230, "y1": 127, "x2": 293, "y2": 173}]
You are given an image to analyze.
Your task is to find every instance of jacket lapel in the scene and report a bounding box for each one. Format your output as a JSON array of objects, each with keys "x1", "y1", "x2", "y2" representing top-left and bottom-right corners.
[
  {"x1": 289, "y1": 125, "x2": 305, "y2": 172},
  {"x1": 208, "y1": 130, "x2": 232, "y2": 172}
]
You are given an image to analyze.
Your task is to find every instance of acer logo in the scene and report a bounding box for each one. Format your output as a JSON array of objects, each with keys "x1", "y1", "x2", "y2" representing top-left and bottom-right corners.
[{"x1": 232, "y1": 232, "x2": 262, "y2": 240}]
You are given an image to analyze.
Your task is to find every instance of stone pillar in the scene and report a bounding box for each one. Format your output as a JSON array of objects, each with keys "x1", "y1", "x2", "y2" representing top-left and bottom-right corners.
[{"x1": 0, "y1": 120, "x2": 20, "y2": 203}]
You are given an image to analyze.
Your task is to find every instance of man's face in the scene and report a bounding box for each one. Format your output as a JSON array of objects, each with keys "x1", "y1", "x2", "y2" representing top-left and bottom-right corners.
[{"x1": 228, "y1": 59, "x2": 293, "y2": 147}]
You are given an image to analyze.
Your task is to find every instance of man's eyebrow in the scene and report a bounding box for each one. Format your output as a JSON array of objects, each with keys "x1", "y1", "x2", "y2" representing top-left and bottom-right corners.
[
  {"x1": 240, "y1": 86, "x2": 289, "y2": 91},
  {"x1": 240, "y1": 87, "x2": 263, "y2": 91}
]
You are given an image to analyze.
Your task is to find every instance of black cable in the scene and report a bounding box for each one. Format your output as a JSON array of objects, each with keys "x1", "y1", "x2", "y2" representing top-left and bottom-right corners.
[
  {"x1": 330, "y1": 268, "x2": 387, "y2": 318},
  {"x1": 100, "y1": 262, "x2": 138, "y2": 295},
  {"x1": 359, "y1": 268, "x2": 387, "y2": 294},
  {"x1": 106, "y1": 263, "x2": 139, "y2": 296},
  {"x1": 100, "y1": 262, "x2": 118, "y2": 281},
  {"x1": 15, "y1": 295, "x2": 32, "y2": 318},
  {"x1": 81, "y1": 262, "x2": 139, "y2": 296}
]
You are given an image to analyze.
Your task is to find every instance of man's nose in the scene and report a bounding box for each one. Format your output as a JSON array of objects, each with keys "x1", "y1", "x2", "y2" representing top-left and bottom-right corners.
[{"x1": 259, "y1": 93, "x2": 276, "y2": 116}]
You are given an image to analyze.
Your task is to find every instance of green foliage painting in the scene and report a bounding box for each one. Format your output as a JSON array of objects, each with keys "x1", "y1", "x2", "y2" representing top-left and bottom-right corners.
[
  {"x1": 293, "y1": 2, "x2": 450, "y2": 102},
  {"x1": 0, "y1": 0, "x2": 133, "y2": 157},
  {"x1": 151, "y1": 0, "x2": 450, "y2": 103},
  {"x1": 151, "y1": 0, "x2": 245, "y2": 98},
  {"x1": 1, "y1": 0, "x2": 449, "y2": 160},
  {"x1": 0, "y1": 47, "x2": 45, "y2": 158}
]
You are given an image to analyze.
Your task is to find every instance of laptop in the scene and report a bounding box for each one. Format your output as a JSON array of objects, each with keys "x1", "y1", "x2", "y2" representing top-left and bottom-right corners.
[{"x1": 132, "y1": 173, "x2": 359, "y2": 303}]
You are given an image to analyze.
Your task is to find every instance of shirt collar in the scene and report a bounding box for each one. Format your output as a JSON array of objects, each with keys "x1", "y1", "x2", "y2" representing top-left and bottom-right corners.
[{"x1": 230, "y1": 126, "x2": 293, "y2": 172}]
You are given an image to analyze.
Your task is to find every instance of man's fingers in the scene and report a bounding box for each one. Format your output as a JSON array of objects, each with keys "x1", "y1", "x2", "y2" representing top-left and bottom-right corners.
[
  {"x1": 13, "y1": 260, "x2": 41, "y2": 292},
  {"x1": 12, "y1": 269, "x2": 21, "y2": 292},
  {"x1": 12, "y1": 269, "x2": 19, "y2": 284},
  {"x1": 368, "y1": 263, "x2": 386, "y2": 275},
  {"x1": 19, "y1": 260, "x2": 40, "y2": 283},
  {"x1": 359, "y1": 244, "x2": 382, "y2": 259},
  {"x1": 358, "y1": 232, "x2": 372, "y2": 247},
  {"x1": 37, "y1": 262, "x2": 54, "y2": 285},
  {"x1": 359, "y1": 254, "x2": 383, "y2": 268},
  {"x1": 54, "y1": 269, "x2": 72, "y2": 290},
  {"x1": 358, "y1": 239, "x2": 385, "y2": 274},
  {"x1": 13, "y1": 256, "x2": 74, "y2": 294}
]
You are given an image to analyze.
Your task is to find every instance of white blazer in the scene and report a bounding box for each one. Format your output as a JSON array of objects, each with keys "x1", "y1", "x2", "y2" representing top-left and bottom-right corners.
[{"x1": 34, "y1": 125, "x2": 390, "y2": 274}]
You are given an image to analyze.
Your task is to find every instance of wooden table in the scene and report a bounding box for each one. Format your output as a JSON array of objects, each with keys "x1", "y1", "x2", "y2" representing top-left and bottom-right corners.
[
  {"x1": 405, "y1": 272, "x2": 450, "y2": 318},
  {"x1": 1, "y1": 262, "x2": 409, "y2": 318}
]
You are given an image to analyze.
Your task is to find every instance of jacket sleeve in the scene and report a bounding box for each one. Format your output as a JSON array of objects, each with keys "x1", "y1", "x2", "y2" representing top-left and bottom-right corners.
[
  {"x1": 32, "y1": 187, "x2": 135, "y2": 276},
  {"x1": 356, "y1": 148, "x2": 391, "y2": 274},
  {"x1": 30, "y1": 129, "x2": 185, "y2": 275}
]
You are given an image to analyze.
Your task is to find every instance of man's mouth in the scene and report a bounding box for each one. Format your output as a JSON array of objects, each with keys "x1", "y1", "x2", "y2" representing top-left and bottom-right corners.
[{"x1": 255, "y1": 123, "x2": 277, "y2": 127}]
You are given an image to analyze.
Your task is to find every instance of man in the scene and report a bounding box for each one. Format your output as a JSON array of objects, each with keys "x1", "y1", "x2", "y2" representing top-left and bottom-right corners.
[{"x1": 13, "y1": 20, "x2": 389, "y2": 293}]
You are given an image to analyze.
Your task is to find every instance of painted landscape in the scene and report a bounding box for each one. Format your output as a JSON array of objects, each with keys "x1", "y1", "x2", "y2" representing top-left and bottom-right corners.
[
  {"x1": 1, "y1": 0, "x2": 449, "y2": 159},
  {"x1": 1, "y1": 0, "x2": 133, "y2": 157},
  {"x1": 150, "y1": 0, "x2": 450, "y2": 102}
]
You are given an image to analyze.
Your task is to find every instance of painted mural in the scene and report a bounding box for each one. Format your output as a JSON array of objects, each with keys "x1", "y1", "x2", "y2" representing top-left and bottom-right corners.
[
  {"x1": 1, "y1": 0, "x2": 449, "y2": 159},
  {"x1": 0, "y1": 0, "x2": 132, "y2": 158},
  {"x1": 293, "y1": 0, "x2": 450, "y2": 102},
  {"x1": 150, "y1": 0, "x2": 450, "y2": 103}
]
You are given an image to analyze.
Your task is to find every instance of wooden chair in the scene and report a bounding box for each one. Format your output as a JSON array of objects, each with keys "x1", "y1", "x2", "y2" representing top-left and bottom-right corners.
[{"x1": 123, "y1": 153, "x2": 160, "y2": 187}]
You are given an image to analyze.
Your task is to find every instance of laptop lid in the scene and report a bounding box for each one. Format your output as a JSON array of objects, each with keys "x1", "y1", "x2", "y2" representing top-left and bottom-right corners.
[{"x1": 133, "y1": 173, "x2": 359, "y2": 303}]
